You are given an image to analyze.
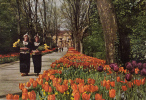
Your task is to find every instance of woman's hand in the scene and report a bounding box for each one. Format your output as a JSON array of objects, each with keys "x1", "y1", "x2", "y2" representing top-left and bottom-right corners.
[
  {"x1": 20, "y1": 47, "x2": 29, "y2": 51},
  {"x1": 32, "y1": 50, "x2": 41, "y2": 55}
]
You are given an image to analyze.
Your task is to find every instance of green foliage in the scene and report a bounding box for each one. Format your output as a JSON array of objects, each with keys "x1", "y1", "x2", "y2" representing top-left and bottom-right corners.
[
  {"x1": 113, "y1": 0, "x2": 146, "y2": 64},
  {"x1": 37, "y1": 45, "x2": 45, "y2": 51},
  {"x1": 83, "y1": 1, "x2": 105, "y2": 60},
  {"x1": 0, "y1": 0, "x2": 17, "y2": 54},
  {"x1": 130, "y1": 14, "x2": 146, "y2": 61}
]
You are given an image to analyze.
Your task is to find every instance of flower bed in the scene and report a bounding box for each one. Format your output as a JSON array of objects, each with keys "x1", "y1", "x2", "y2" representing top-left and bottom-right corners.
[
  {"x1": 6, "y1": 47, "x2": 146, "y2": 100},
  {"x1": 0, "y1": 49, "x2": 55, "y2": 64},
  {"x1": 0, "y1": 53, "x2": 20, "y2": 64}
]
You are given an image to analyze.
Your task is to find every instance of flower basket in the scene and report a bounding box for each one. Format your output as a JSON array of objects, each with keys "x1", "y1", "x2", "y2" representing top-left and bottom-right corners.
[{"x1": 32, "y1": 50, "x2": 41, "y2": 55}]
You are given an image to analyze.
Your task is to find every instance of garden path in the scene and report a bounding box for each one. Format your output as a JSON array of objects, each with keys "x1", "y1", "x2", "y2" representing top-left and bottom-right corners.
[{"x1": 0, "y1": 48, "x2": 67, "y2": 99}]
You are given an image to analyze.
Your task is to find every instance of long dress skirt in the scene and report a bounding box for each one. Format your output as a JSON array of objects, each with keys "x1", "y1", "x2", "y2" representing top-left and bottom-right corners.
[
  {"x1": 32, "y1": 55, "x2": 41, "y2": 73},
  {"x1": 20, "y1": 53, "x2": 30, "y2": 73}
]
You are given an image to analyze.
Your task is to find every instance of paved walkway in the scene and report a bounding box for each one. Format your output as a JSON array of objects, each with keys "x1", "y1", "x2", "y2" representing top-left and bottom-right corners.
[{"x1": 0, "y1": 48, "x2": 67, "y2": 99}]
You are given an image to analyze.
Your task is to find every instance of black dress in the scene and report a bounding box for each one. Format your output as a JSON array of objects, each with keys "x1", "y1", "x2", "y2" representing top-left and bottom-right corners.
[
  {"x1": 32, "y1": 42, "x2": 42, "y2": 73},
  {"x1": 20, "y1": 41, "x2": 32, "y2": 73}
]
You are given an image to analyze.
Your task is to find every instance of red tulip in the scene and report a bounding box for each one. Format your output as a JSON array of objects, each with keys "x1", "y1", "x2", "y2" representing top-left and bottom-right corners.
[
  {"x1": 129, "y1": 68, "x2": 135, "y2": 74},
  {"x1": 97, "y1": 66, "x2": 103, "y2": 72},
  {"x1": 126, "y1": 63, "x2": 133, "y2": 71},
  {"x1": 138, "y1": 63, "x2": 143, "y2": 70},
  {"x1": 143, "y1": 63, "x2": 146, "y2": 69},
  {"x1": 141, "y1": 68, "x2": 146, "y2": 76},
  {"x1": 109, "y1": 63, "x2": 115, "y2": 69},
  {"x1": 125, "y1": 73, "x2": 132, "y2": 81},
  {"x1": 132, "y1": 60, "x2": 137, "y2": 68},
  {"x1": 114, "y1": 65, "x2": 119, "y2": 72}
]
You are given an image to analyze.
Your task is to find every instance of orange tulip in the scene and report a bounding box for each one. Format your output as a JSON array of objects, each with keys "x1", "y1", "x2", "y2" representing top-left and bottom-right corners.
[
  {"x1": 84, "y1": 85, "x2": 90, "y2": 92},
  {"x1": 28, "y1": 90, "x2": 36, "y2": 100},
  {"x1": 142, "y1": 78, "x2": 145, "y2": 85},
  {"x1": 19, "y1": 83, "x2": 25, "y2": 90},
  {"x1": 89, "y1": 85, "x2": 98, "y2": 92},
  {"x1": 69, "y1": 79, "x2": 74, "y2": 85},
  {"x1": 38, "y1": 79, "x2": 43, "y2": 85},
  {"x1": 48, "y1": 94, "x2": 55, "y2": 100},
  {"x1": 63, "y1": 79, "x2": 68, "y2": 85},
  {"x1": 122, "y1": 86, "x2": 127, "y2": 91},
  {"x1": 29, "y1": 78, "x2": 34, "y2": 84},
  {"x1": 87, "y1": 78, "x2": 95, "y2": 85},
  {"x1": 119, "y1": 67, "x2": 124, "y2": 72},
  {"x1": 106, "y1": 83, "x2": 110, "y2": 90},
  {"x1": 106, "y1": 80, "x2": 110, "y2": 84},
  {"x1": 74, "y1": 91, "x2": 80, "y2": 100},
  {"x1": 50, "y1": 75, "x2": 55, "y2": 80},
  {"x1": 58, "y1": 70, "x2": 62, "y2": 74},
  {"x1": 45, "y1": 75, "x2": 50, "y2": 81},
  {"x1": 117, "y1": 77, "x2": 120, "y2": 82},
  {"x1": 26, "y1": 82, "x2": 31, "y2": 88},
  {"x1": 44, "y1": 84, "x2": 52, "y2": 93},
  {"x1": 109, "y1": 89, "x2": 116, "y2": 98},
  {"x1": 71, "y1": 84, "x2": 78, "y2": 90},
  {"x1": 95, "y1": 93, "x2": 102, "y2": 100},
  {"x1": 78, "y1": 83, "x2": 84, "y2": 93},
  {"x1": 13, "y1": 95, "x2": 19, "y2": 100},
  {"x1": 32, "y1": 81, "x2": 38, "y2": 88},
  {"x1": 56, "y1": 84, "x2": 67, "y2": 93},
  {"x1": 102, "y1": 80, "x2": 106, "y2": 87},
  {"x1": 135, "y1": 68, "x2": 139, "y2": 74},
  {"x1": 6, "y1": 94, "x2": 13, "y2": 100},
  {"x1": 22, "y1": 88, "x2": 28, "y2": 93},
  {"x1": 38, "y1": 74, "x2": 43, "y2": 79},
  {"x1": 82, "y1": 93, "x2": 90, "y2": 100},
  {"x1": 110, "y1": 81, "x2": 115, "y2": 87},
  {"x1": 58, "y1": 78, "x2": 62, "y2": 83},
  {"x1": 45, "y1": 82, "x2": 49, "y2": 85},
  {"x1": 127, "y1": 82, "x2": 132, "y2": 88},
  {"x1": 22, "y1": 92, "x2": 28, "y2": 100},
  {"x1": 135, "y1": 80, "x2": 141, "y2": 86}
]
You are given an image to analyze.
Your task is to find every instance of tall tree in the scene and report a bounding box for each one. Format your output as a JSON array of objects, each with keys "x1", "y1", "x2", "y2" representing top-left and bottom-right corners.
[
  {"x1": 16, "y1": 0, "x2": 21, "y2": 38},
  {"x1": 34, "y1": 0, "x2": 38, "y2": 34},
  {"x1": 61, "y1": 0, "x2": 91, "y2": 53},
  {"x1": 43, "y1": 0, "x2": 46, "y2": 43},
  {"x1": 96, "y1": 0, "x2": 118, "y2": 64}
]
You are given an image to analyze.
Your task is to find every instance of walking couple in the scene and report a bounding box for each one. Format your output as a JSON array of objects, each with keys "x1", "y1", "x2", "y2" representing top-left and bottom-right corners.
[{"x1": 20, "y1": 33, "x2": 43, "y2": 76}]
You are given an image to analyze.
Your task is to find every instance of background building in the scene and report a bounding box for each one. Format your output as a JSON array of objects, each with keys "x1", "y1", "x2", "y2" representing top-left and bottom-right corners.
[{"x1": 53, "y1": 31, "x2": 73, "y2": 47}]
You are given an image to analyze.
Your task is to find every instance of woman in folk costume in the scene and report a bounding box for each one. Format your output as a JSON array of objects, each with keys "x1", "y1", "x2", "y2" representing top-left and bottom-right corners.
[
  {"x1": 20, "y1": 33, "x2": 32, "y2": 76},
  {"x1": 32, "y1": 34, "x2": 43, "y2": 76}
]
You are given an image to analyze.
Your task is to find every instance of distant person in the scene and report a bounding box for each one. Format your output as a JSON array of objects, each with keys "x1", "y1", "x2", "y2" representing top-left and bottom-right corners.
[
  {"x1": 20, "y1": 33, "x2": 32, "y2": 76},
  {"x1": 62, "y1": 47, "x2": 63, "y2": 52},
  {"x1": 58, "y1": 47, "x2": 61, "y2": 52},
  {"x1": 32, "y1": 34, "x2": 42, "y2": 76}
]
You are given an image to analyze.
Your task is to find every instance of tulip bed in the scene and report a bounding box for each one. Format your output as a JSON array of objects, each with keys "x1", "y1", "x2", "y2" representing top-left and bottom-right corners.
[
  {"x1": 0, "y1": 49, "x2": 55, "y2": 64},
  {"x1": 6, "y1": 47, "x2": 146, "y2": 100}
]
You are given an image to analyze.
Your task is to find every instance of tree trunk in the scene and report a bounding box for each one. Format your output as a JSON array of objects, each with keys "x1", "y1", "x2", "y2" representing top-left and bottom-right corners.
[
  {"x1": 34, "y1": 0, "x2": 38, "y2": 34},
  {"x1": 43, "y1": 0, "x2": 46, "y2": 43},
  {"x1": 73, "y1": 35, "x2": 77, "y2": 50},
  {"x1": 96, "y1": 0, "x2": 118, "y2": 64},
  {"x1": 16, "y1": 0, "x2": 21, "y2": 38},
  {"x1": 50, "y1": 36, "x2": 53, "y2": 48},
  {"x1": 79, "y1": 40, "x2": 83, "y2": 53},
  {"x1": 28, "y1": 0, "x2": 33, "y2": 40}
]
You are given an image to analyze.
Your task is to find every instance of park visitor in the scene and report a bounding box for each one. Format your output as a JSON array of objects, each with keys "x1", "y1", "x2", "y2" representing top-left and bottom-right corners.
[
  {"x1": 32, "y1": 34, "x2": 43, "y2": 76},
  {"x1": 20, "y1": 33, "x2": 32, "y2": 76}
]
